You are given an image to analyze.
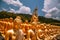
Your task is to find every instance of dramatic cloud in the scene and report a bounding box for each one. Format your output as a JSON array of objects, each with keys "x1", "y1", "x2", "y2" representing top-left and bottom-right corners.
[
  {"x1": 3, "y1": 0, "x2": 23, "y2": 7},
  {"x1": 45, "y1": 13, "x2": 52, "y2": 18},
  {"x1": 2, "y1": 0, "x2": 31, "y2": 14},
  {"x1": 9, "y1": 8, "x2": 16, "y2": 13},
  {"x1": 42, "y1": 0, "x2": 58, "y2": 12},
  {"x1": 42, "y1": 0, "x2": 60, "y2": 20},
  {"x1": 9, "y1": 6, "x2": 31, "y2": 14},
  {"x1": 20, "y1": 6, "x2": 31, "y2": 14}
]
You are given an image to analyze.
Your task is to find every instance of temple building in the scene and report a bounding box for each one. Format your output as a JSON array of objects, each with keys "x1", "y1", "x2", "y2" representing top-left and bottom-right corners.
[{"x1": 31, "y1": 7, "x2": 39, "y2": 24}]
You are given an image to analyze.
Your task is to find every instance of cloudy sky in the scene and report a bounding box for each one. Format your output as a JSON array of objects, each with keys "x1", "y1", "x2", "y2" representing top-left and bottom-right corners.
[
  {"x1": 0, "y1": 0, "x2": 60, "y2": 20},
  {"x1": 0, "y1": 0, "x2": 44, "y2": 16},
  {"x1": 43, "y1": 0, "x2": 60, "y2": 20}
]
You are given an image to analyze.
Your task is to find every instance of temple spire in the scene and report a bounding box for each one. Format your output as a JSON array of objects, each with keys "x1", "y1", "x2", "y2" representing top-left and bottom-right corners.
[
  {"x1": 31, "y1": 7, "x2": 39, "y2": 24},
  {"x1": 33, "y1": 7, "x2": 38, "y2": 17}
]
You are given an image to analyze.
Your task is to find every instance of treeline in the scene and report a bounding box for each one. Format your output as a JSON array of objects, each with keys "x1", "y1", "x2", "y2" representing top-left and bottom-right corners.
[{"x1": 0, "y1": 11, "x2": 60, "y2": 26}]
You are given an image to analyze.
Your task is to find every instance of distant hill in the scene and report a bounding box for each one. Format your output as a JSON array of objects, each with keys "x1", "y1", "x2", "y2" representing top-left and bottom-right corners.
[{"x1": 0, "y1": 11, "x2": 60, "y2": 26}]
